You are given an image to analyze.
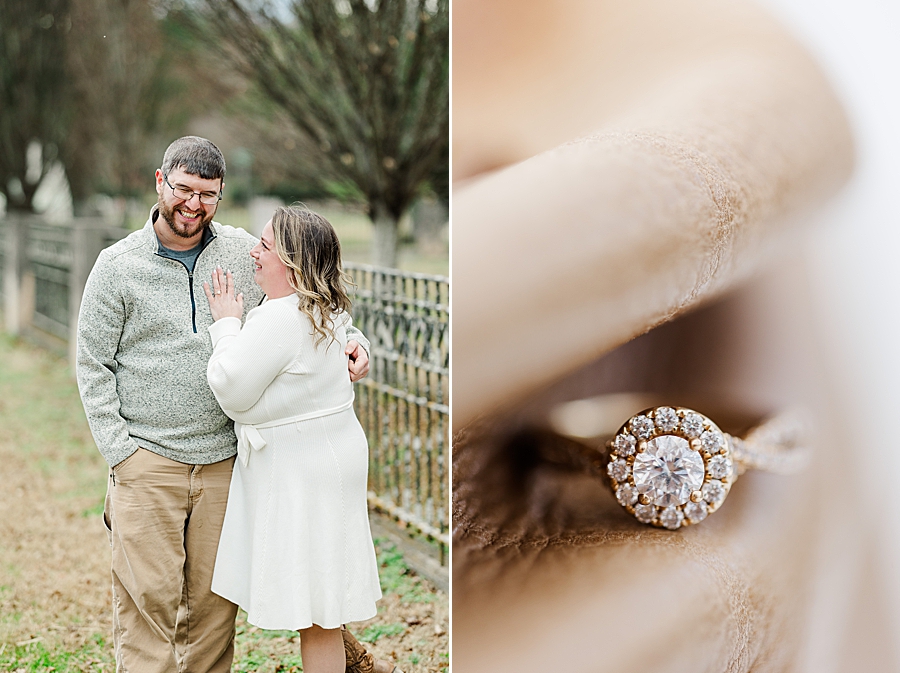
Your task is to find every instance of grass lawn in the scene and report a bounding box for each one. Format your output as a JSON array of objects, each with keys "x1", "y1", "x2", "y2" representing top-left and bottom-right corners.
[{"x1": 0, "y1": 336, "x2": 448, "y2": 672}]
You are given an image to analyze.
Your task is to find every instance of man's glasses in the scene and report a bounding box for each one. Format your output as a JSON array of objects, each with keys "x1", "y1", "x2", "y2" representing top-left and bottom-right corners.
[{"x1": 164, "y1": 174, "x2": 222, "y2": 206}]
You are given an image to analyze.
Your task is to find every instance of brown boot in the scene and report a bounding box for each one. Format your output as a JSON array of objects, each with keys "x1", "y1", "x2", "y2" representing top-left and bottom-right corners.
[{"x1": 342, "y1": 627, "x2": 403, "y2": 673}]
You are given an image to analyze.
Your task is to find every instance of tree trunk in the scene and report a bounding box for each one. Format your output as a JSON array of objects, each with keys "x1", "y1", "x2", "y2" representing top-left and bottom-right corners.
[{"x1": 371, "y1": 210, "x2": 399, "y2": 268}]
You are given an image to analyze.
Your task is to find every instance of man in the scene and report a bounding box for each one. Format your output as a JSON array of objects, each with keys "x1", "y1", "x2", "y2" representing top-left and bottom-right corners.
[{"x1": 77, "y1": 136, "x2": 397, "y2": 673}]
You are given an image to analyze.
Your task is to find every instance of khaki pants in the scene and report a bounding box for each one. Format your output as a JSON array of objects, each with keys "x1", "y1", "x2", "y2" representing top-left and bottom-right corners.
[{"x1": 103, "y1": 448, "x2": 238, "y2": 673}]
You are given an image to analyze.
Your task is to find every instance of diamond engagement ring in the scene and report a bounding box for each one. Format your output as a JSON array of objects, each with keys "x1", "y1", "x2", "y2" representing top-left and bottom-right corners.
[{"x1": 547, "y1": 396, "x2": 810, "y2": 530}]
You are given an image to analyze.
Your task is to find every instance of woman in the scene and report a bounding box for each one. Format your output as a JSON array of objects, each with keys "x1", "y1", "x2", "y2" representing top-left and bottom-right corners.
[{"x1": 203, "y1": 206, "x2": 382, "y2": 673}]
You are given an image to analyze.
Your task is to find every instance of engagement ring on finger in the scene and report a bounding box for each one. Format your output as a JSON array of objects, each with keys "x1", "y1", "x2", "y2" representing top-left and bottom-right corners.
[{"x1": 548, "y1": 398, "x2": 810, "y2": 530}]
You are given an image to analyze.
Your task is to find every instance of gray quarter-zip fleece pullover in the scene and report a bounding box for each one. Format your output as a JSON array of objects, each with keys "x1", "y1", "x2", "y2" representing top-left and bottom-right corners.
[{"x1": 76, "y1": 208, "x2": 369, "y2": 467}]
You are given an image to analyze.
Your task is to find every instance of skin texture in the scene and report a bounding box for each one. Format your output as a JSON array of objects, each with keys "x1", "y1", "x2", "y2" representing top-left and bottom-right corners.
[
  {"x1": 251, "y1": 220, "x2": 294, "y2": 300},
  {"x1": 298, "y1": 625, "x2": 345, "y2": 673},
  {"x1": 203, "y1": 268, "x2": 244, "y2": 322},
  {"x1": 452, "y1": 0, "x2": 853, "y2": 428},
  {"x1": 154, "y1": 167, "x2": 221, "y2": 250}
]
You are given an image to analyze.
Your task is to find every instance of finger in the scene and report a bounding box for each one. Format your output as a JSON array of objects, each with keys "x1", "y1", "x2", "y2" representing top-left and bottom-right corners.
[
  {"x1": 355, "y1": 356, "x2": 370, "y2": 381},
  {"x1": 236, "y1": 293, "x2": 244, "y2": 310},
  {"x1": 349, "y1": 356, "x2": 368, "y2": 382},
  {"x1": 347, "y1": 345, "x2": 368, "y2": 382},
  {"x1": 211, "y1": 268, "x2": 222, "y2": 295},
  {"x1": 225, "y1": 270, "x2": 234, "y2": 297},
  {"x1": 453, "y1": 0, "x2": 854, "y2": 432},
  {"x1": 202, "y1": 281, "x2": 214, "y2": 302},
  {"x1": 218, "y1": 268, "x2": 228, "y2": 297},
  {"x1": 345, "y1": 340, "x2": 358, "y2": 356}
]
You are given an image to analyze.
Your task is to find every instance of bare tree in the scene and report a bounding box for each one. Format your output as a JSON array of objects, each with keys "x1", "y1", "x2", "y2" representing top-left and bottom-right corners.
[
  {"x1": 0, "y1": 0, "x2": 70, "y2": 213},
  {"x1": 0, "y1": 0, "x2": 199, "y2": 215},
  {"x1": 198, "y1": 0, "x2": 449, "y2": 267},
  {"x1": 64, "y1": 0, "x2": 203, "y2": 208}
]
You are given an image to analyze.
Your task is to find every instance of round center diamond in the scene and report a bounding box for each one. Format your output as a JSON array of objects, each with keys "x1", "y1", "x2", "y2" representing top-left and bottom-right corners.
[{"x1": 632, "y1": 435, "x2": 705, "y2": 506}]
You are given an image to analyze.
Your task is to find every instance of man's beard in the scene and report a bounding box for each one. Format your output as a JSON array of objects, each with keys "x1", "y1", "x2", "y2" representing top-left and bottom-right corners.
[{"x1": 158, "y1": 196, "x2": 214, "y2": 239}]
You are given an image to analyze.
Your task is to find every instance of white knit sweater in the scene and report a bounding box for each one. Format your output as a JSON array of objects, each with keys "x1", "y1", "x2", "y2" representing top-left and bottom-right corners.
[
  {"x1": 207, "y1": 295, "x2": 355, "y2": 429},
  {"x1": 206, "y1": 294, "x2": 381, "y2": 630}
]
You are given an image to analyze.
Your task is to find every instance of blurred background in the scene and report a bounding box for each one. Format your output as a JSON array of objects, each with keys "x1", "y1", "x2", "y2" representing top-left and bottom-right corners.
[
  {"x1": 0, "y1": 2, "x2": 449, "y2": 671},
  {"x1": 0, "y1": 0, "x2": 448, "y2": 273},
  {"x1": 758, "y1": 0, "x2": 900, "y2": 669}
]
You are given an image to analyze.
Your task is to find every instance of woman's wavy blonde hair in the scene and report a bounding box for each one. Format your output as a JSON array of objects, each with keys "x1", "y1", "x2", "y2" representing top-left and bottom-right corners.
[{"x1": 270, "y1": 205, "x2": 354, "y2": 347}]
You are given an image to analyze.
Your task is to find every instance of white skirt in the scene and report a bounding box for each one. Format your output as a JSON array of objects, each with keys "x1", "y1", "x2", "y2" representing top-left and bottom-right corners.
[{"x1": 211, "y1": 409, "x2": 382, "y2": 630}]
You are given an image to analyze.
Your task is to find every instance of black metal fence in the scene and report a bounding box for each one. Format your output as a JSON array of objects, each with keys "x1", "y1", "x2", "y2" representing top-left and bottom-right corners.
[
  {"x1": 0, "y1": 216, "x2": 126, "y2": 355},
  {"x1": 29, "y1": 222, "x2": 74, "y2": 339},
  {"x1": 345, "y1": 264, "x2": 449, "y2": 560},
  {"x1": 0, "y1": 216, "x2": 449, "y2": 563}
]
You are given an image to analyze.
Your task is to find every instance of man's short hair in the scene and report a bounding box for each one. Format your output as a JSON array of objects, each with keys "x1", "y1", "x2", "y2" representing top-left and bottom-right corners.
[{"x1": 161, "y1": 136, "x2": 226, "y2": 181}]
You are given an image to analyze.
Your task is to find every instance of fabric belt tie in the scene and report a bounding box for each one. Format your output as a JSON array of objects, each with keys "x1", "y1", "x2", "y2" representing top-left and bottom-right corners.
[{"x1": 235, "y1": 394, "x2": 355, "y2": 467}]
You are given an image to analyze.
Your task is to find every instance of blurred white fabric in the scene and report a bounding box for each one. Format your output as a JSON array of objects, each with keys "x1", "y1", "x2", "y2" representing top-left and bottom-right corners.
[{"x1": 759, "y1": 0, "x2": 900, "y2": 670}]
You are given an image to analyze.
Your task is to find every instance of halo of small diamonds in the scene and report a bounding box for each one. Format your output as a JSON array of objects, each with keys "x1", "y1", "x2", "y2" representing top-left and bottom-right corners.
[
  {"x1": 654, "y1": 407, "x2": 679, "y2": 432},
  {"x1": 631, "y1": 415, "x2": 655, "y2": 440},
  {"x1": 605, "y1": 406, "x2": 735, "y2": 529},
  {"x1": 616, "y1": 484, "x2": 639, "y2": 507},
  {"x1": 607, "y1": 459, "x2": 630, "y2": 482},
  {"x1": 613, "y1": 433, "x2": 637, "y2": 456},
  {"x1": 680, "y1": 413, "x2": 704, "y2": 438},
  {"x1": 684, "y1": 500, "x2": 709, "y2": 523}
]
